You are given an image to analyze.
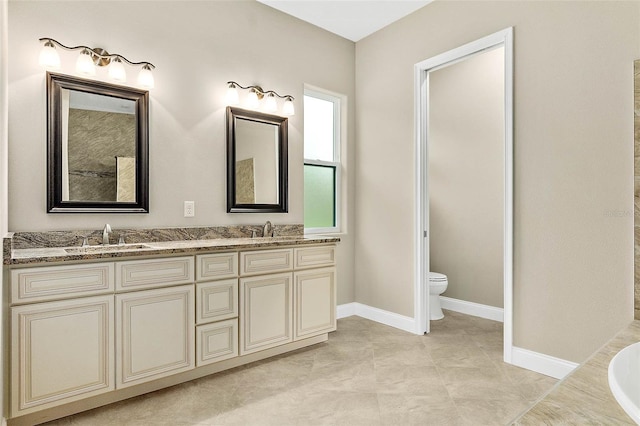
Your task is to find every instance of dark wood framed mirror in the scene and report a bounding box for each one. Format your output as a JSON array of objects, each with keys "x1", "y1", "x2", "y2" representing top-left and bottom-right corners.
[
  {"x1": 47, "y1": 72, "x2": 149, "y2": 213},
  {"x1": 226, "y1": 106, "x2": 288, "y2": 213}
]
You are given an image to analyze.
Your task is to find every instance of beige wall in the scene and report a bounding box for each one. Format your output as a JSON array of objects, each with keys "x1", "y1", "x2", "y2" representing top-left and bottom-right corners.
[
  {"x1": 7, "y1": 1, "x2": 356, "y2": 304},
  {"x1": 355, "y1": 1, "x2": 639, "y2": 362},
  {"x1": 429, "y1": 47, "x2": 504, "y2": 308}
]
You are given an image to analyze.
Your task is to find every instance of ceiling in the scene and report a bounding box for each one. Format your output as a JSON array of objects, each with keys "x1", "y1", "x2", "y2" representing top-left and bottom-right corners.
[{"x1": 257, "y1": 0, "x2": 433, "y2": 42}]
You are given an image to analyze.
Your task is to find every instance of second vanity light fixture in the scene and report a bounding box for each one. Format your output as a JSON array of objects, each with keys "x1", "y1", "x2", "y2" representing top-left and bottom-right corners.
[
  {"x1": 38, "y1": 37, "x2": 155, "y2": 89},
  {"x1": 225, "y1": 81, "x2": 294, "y2": 116}
]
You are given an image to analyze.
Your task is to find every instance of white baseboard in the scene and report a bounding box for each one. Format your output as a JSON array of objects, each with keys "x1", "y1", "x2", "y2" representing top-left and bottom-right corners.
[
  {"x1": 439, "y1": 296, "x2": 504, "y2": 322},
  {"x1": 337, "y1": 302, "x2": 357, "y2": 319},
  {"x1": 336, "y1": 302, "x2": 417, "y2": 334},
  {"x1": 511, "y1": 346, "x2": 578, "y2": 379}
]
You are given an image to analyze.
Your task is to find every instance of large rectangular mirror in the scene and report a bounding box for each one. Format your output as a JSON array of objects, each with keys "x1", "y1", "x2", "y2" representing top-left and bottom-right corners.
[
  {"x1": 47, "y1": 72, "x2": 149, "y2": 213},
  {"x1": 226, "y1": 106, "x2": 288, "y2": 213}
]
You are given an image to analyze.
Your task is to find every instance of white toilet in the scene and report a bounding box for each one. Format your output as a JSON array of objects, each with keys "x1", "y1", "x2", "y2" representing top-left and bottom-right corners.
[{"x1": 429, "y1": 272, "x2": 448, "y2": 320}]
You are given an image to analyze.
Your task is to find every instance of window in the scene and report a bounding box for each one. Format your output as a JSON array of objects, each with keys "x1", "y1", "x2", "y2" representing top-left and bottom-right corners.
[{"x1": 304, "y1": 88, "x2": 342, "y2": 233}]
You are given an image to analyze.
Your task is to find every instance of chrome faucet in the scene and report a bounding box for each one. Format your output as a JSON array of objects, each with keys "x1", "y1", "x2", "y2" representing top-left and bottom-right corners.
[
  {"x1": 263, "y1": 221, "x2": 273, "y2": 238},
  {"x1": 102, "y1": 224, "x2": 112, "y2": 245}
]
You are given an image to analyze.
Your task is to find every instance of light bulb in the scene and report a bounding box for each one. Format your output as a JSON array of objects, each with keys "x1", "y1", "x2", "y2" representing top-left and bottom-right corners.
[
  {"x1": 226, "y1": 83, "x2": 239, "y2": 105},
  {"x1": 108, "y1": 57, "x2": 126, "y2": 82},
  {"x1": 137, "y1": 64, "x2": 154, "y2": 89},
  {"x1": 76, "y1": 49, "x2": 96, "y2": 75},
  {"x1": 247, "y1": 89, "x2": 260, "y2": 109},
  {"x1": 282, "y1": 97, "x2": 295, "y2": 116},
  {"x1": 264, "y1": 93, "x2": 278, "y2": 112},
  {"x1": 38, "y1": 41, "x2": 60, "y2": 68}
]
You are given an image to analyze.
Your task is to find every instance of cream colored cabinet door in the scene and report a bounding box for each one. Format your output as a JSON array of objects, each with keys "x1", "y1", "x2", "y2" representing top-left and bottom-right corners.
[
  {"x1": 11, "y1": 295, "x2": 114, "y2": 416},
  {"x1": 240, "y1": 272, "x2": 292, "y2": 355},
  {"x1": 116, "y1": 285, "x2": 195, "y2": 388},
  {"x1": 294, "y1": 267, "x2": 336, "y2": 340}
]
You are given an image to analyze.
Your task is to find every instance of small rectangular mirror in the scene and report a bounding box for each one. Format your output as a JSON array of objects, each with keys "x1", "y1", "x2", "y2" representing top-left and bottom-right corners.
[
  {"x1": 47, "y1": 72, "x2": 149, "y2": 213},
  {"x1": 226, "y1": 106, "x2": 288, "y2": 213}
]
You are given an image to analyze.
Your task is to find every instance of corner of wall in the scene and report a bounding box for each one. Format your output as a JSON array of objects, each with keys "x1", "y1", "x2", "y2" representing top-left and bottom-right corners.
[
  {"x1": 1, "y1": 1, "x2": 8, "y2": 423},
  {"x1": 1, "y1": 0, "x2": 8, "y2": 237},
  {"x1": 635, "y1": 59, "x2": 639, "y2": 320}
]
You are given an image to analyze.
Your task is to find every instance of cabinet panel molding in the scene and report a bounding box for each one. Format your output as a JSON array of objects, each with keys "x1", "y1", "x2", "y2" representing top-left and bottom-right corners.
[
  {"x1": 11, "y1": 295, "x2": 114, "y2": 416},
  {"x1": 294, "y1": 246, "x2": 336, "y2": 270},
  {"x1": 116, "y1": 257, "x2": 194, "y2": 291},
  {"x1": 11, "y1": 263, "x2": 114, "y2": 304},
  {"x1": 240, "y1": 272, "x2": 292, "y2": 355},
  {"x1": 240, "y1": 249, "x2": 293, "y2": 276},
  {"x1": 196, "y1": 319, "x2": 238, "y2": 366},
  {"x1": 116, "y1": 285, "x2": 195, "y2": 388},
  {"x1": 294, "y1": 267, "x2": 337, "y2": 340},
  {"x1": 197, "y1": 253, "x2": 238, "y2": 281},
  {"x1": 196, "y1": 279, "x2": 238, "y2": 324}
]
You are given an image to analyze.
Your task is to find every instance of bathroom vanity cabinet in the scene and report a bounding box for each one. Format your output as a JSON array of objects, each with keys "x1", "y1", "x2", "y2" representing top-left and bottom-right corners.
[{"x1": 6, "y1": 242, "x2": 337, "y2": 425}]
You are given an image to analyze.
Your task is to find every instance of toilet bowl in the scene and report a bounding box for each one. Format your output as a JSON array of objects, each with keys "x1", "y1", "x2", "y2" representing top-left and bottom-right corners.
[{"x1": 429, "y1": 272, "x2": 448, "y2": 320}]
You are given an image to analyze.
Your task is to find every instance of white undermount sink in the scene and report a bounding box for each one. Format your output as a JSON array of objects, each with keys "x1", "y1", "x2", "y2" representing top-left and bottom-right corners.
[
  {"x1": 608, "y1": 341, "x2": 640, "y2": 424},
  {"x1": 65, "y1": 243, "x2": 152, "y2": 254}
]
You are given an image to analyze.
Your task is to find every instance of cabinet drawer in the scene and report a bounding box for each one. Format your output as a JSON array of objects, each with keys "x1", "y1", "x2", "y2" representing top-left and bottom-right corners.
[
  {"x1": 116, "y1": 256, "x2": 194, "y2": 291},
  {"x1": 240, "y1": 249, "x2": 293, "y2": 276},
  {"x1": 11, "y1": 263, "x2": 114, "y2": 304},
  {"x1": 196, "y1": 319, "x2": 238, "y2": 367},
  {"x1": 294, "y1": 246, "x2": 336, "y2": 269},
  {"x1": 196, "y1": 253, "x2": 238, "y2": 281},
  {"x1": 196, "y1": 279, "x2": 238, "y2": 324}
]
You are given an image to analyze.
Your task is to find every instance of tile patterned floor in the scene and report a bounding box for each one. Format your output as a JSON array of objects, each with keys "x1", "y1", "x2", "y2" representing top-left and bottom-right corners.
[{"x1": 44, "y1": 311, "x2": 557, "y2": 426}]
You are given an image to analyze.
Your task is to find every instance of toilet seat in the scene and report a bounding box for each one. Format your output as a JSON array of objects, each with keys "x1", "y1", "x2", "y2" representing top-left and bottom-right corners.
[{"x1": 429, "y1": 272, "x2": 447, "y2": 282}]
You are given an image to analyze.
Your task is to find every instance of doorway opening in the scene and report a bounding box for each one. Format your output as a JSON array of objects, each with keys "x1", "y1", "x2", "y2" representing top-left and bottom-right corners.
[{"x1": 414, "y1": 28, "x2": 514, "y2": 363}]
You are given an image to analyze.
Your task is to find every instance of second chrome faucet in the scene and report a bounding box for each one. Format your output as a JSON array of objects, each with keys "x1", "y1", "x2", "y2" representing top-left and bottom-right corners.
[
  {"x1": 263, "y1": 221, "x2": 273, "y2": 238},
  {"x1": 102, "y1": 224, "x2": 112, "y2": 245}
]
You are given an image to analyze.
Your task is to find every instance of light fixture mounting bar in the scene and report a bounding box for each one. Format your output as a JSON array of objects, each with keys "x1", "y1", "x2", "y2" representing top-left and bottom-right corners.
[
  {"x1": 227, "y1": 81, "x2": 294, "y2": 100},
  {"x1": 39, "y1": 37, "x2": 155, "y2": 69}
]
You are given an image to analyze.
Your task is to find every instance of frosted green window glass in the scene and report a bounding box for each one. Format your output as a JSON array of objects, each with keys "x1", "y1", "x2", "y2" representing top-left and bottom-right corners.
[{"x1": 304, "y1": 164, "x2": 336, "y2": 228}]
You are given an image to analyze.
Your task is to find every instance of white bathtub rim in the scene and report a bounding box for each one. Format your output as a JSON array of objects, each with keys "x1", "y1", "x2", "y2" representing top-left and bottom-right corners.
[{"x1": 608, "y1": 341, "x2": 640, "y2": 424}]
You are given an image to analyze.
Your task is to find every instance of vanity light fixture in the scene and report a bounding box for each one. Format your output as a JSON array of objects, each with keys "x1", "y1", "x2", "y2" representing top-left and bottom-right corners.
[
  {"x1": 264, "y1": 93, "x2": 277, "y2": 112},
  {"x1": 75, "y1": 49, "x2": 96, "y2": 76},
  {"x1": 38, "y1": 37, "x2": 156, "y2": 89},
  {"x1": 246, "y1": 87, "x2": 261, "y2": 109},
  {"x1": 108, "y1": 57, "x2": 126, "y2": 82},
  {"x1": 282, "y1": 96, "x2": 295, "y2": 116},
  {"x1": 225, "y1": 81, "x2": 295, "y2": 116}
]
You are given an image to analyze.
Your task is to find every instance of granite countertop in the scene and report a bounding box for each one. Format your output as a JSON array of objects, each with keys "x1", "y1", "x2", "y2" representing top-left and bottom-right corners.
[
  {"x1": 6, "y1": 235, "x2": 340, "y2": 266},
  {"x1": 515, "y1": 320, "x2": 640, "y2": 424}
]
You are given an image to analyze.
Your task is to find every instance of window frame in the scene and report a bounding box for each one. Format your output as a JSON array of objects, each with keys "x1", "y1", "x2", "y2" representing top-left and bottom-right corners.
[{"x1": 303, "y1": 87, "x2": 342, "y2": 234}]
